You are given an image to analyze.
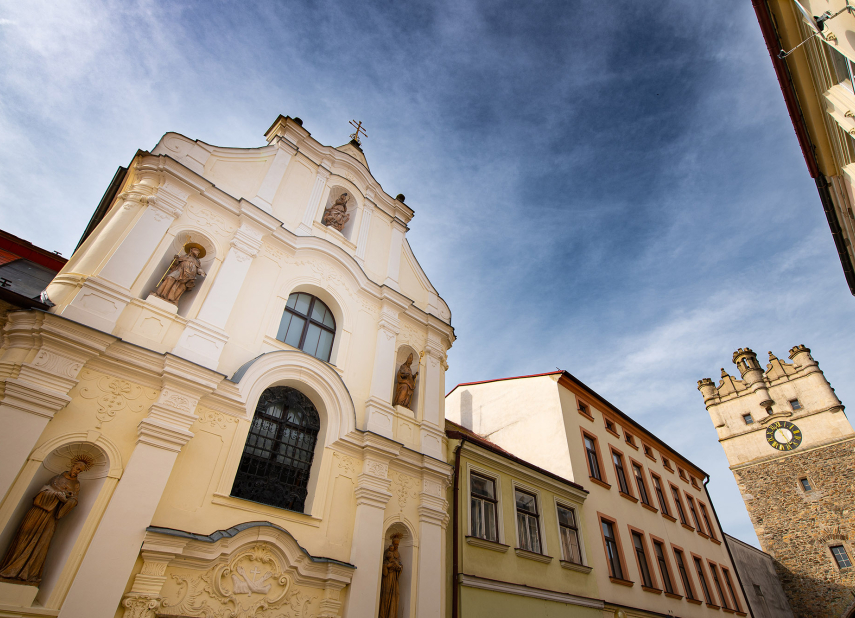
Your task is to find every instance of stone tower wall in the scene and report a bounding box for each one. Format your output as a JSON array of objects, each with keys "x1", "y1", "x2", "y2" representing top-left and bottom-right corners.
[{"x1": 733, "y1": 438, "x2": 855, "y2": 618}]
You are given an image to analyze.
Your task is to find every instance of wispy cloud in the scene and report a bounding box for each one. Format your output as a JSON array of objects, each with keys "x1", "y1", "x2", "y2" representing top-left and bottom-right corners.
[{"x1": 2, "y1": 0, "x2": 853, "y2": 547}]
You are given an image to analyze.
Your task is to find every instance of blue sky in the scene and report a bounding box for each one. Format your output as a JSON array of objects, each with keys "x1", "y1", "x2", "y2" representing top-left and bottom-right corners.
[{"x1": 2, "y1": 0, "x2": 854, "y2": 547}]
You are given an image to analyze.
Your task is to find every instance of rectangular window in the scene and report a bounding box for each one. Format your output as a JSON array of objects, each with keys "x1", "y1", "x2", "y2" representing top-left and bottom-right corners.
[
  {"x1": 743, "y1": 413, "x2": 754, "y2": 424},
  {"x1": 653, "y1": 541, "x2": 674, "y2": 594},
  {"x1": 662, "y1": 456, "x2": 672, "y2": 471},
  {"x1": 678, "y1": 467, "x2": 687, "y2": 481},
  {"x1": 557, "y1": 504, "x2": 582, "y2": 564},
  {"x1": 722, "y1": 568, "x2": 742, "y2": 612},
  {"x1": 671, "y1": 485, "x2": 688, "y2": 525},
  {"x1": 790, "y1": 398, "x2": 802, "y2": 410},
  {"x1": 632, "y1": 463, "x2": 651, "y2": 506},
  {"x1": 605, "y1": 418, "x2": 617, "y2": 434},
  {"x1": 674, "y1": 549, "x2": 695, "y2": 600},
  {"x1": 632, "y1": 532, "x2": 653, "y2": 588},
  {"x1": 612, "y1": 451, "x2": 631, "y2": 495},
  {"x1": 831, "y1": 545, "x2": 853, "y2": 568},
  {"x1": 470, "y1": 473, "x2": 498, "y2": 542},
  {"x1": 690, "y1": 476, "x2": 700, "y2": 489},
  {"x1": 709, "y1": 562, "x2": 730, "y2": 609},
  {"x1": 515, "y1": 489, "x2": 541, "y2": 554},
  {"x1": 578, "y1": 401, "x2": 590, "y2": 417},
  {"x1": 625, "y1": 432, "x2": 636, "y2": 447},
  {"x1": 643, "y1": 444, "x2": 655, "y2": 460},
  {"x1": 693, "y1": 556, "x2": 713, "y2": 604},
  {"x1": 800, "y1": 477, "x2": 812, "y2": 491},
  {"x1": 584, "y1": 434, "x2": 603, "y2": 481},
  {"x1": 601, "y1": 519, "x2": 624, "y2": 580},
  {"x1": 699, "y1": 503, "x2": 717, "y2": 541},
  {"x1": 652, "y1": 475, "x2": 670, "y2": 517},
  {"x1": 686, "y1": 495, "x2": 703, "y2": 533}
]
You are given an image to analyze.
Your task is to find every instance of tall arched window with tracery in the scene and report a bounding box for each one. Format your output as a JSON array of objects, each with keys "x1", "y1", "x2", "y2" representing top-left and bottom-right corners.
[
  {"x1": 276, "y1": 292, "x2": 336, "y2": 362},
  {"x1": 231, "y1": 386, "x2": 320, "y2": 513}
]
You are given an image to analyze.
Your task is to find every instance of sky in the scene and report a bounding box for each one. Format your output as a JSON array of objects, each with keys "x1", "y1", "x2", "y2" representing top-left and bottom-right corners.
[{"x1": 2, "y1": 0, "x2": 854, "y2": 548}]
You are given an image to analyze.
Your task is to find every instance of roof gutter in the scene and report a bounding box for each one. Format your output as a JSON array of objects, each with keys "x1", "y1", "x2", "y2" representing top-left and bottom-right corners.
[{"x1": 752, "y1": 0, "x2": 855, "y2": 294}]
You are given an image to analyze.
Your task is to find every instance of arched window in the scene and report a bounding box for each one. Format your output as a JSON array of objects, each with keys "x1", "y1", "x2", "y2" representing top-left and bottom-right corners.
[
  {"x1": 276, "y1": 293, "x2": 336, "y2": 362},
  {"x1": 231, "y1": 386, "x2": 320, "y2": 512}
]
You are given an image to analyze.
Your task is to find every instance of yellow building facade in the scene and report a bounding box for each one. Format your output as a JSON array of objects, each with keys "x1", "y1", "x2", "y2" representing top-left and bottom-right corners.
[
  {"x1": 0, "y1": 116, "x2": 454, "y2": 617},
  {"x1": 446, "y1": 371, "x2": 749, "y2": 618}
]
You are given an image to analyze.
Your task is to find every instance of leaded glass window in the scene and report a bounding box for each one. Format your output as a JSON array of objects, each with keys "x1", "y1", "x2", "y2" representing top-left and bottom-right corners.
[
  {"x1": 277, "y1": 293, "x2": 336, "y2": 362},
  {"x1": 231, "y1": 386, "x2": 320, "y2": 512}
]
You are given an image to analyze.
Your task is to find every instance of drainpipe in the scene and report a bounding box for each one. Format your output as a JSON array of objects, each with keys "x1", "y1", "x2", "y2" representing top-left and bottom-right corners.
[
  {"x1": 451, "y1": 437, "x2": 465, "y2": 618},
  {"x1": 704, "y1": 476, "x2": 756, "y2": 618}
]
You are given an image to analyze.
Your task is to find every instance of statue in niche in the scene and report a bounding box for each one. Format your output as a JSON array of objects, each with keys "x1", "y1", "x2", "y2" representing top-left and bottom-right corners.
[
  {"x1": 322, "y1": 192, "x2": 350, "y2": 232},
  {"x1": 153, "y1": 244, "x2": 206, "y2": 304},
  {"x1": 378, "y1": 533, "x2": 403, "y2": 618},
  {"x1": 0, "y1": 455, "x2": 93, "y2": 585},
  {"x1": 393, "y1": 353, "x2": 419, "y2": 409}
]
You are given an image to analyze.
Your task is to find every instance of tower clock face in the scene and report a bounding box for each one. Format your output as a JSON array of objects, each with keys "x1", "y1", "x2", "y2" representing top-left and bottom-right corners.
[{"x1": 765, "y1": 421, "x2": 802, "y2": 451}]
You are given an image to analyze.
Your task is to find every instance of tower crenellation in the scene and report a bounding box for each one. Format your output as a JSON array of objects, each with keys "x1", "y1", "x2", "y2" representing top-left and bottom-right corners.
[{"x1": 698, "y1": 344, "x2": 855, "y2": 617}]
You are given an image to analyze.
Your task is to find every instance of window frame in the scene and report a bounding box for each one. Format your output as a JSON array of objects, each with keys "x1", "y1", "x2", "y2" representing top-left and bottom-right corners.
[
  {"x1": 230, "y1": 385, "x2": 321, "y2": 514},
  {"x1": 628, "y1": 526, "x2": 658, "y2": 592},
  {"x1": 604, "y1": 415, "x2": 620, "y2": 437},
  {"x1": 469, "y1": 471, "x2": 500, "y2": 543},
  {"x1": 721, "y1": 567, "x2": 743, "y2": 613},
  {"x1": 672, "y1": 545, "x2": 698, "y2": 602},
  {"x1": 630, "y1": 458, "x2": 654, "y2": 510},
  {"x1": 577, "y1": 398, "x2": 594, "y2": 421},
  {"x1": 670, "y1": 482, "x2": 692, "y2": 529},
  {"x1": 599, "y1": 513, "x2": 631, "y2": 584},
  {"x1": 685, "y1": 494, "x2": 707, "y2": 537},
  {"x1": 642, "y1": 442, "x2": 656, "y2": 462},
  {"x1": 624, "y1": 431, "x2": 638, "y2": 449},
  {"x1": 698, "y1": 501, "x2": 718, "y2": 542},
  {"x1": 691, "y1": 553, "x2": 717, "y2": 607},
  {"x1": 555, "y1": 500, "x2": 585, "y2": 566},
  {"x1": 708, "y1": 560, "x2": 731, "y2": 610},
  {"x1": 742, "y1": 413, "x2": 754, "y2": 425},
  {"x1": 610, "y1": 447, "x2": 636, "y2": 501},
  {"x1": 651, "y1": 472, "x2": 674, "y2": 521},
  {"x1": 831, "y1": 544, "x2": 853, "y2": 569},
  {"x1": 513, "y1": 485, "x2": 544, "y2": 555},
  {"x1": 651, "y1": 535, "x2": 678, "y2": 597},
  {"x1": 789, "y1": 398, "x2": 802, "y2": 410},
  {"x1": 277, "y1": 292, "x2": 337, "y2": 362},
  {"x1": 662, "y1": 456, "x2": 673, "y2": 472},
  {"x1": 799, "y1": 476, "x2": 813, "y2": 492},
  {"x1": 465, "y1": 463, "x2": 505, "y2": 545},
  {"x1": 580, "y1": 429, "x2": 610, "y2": 488}
]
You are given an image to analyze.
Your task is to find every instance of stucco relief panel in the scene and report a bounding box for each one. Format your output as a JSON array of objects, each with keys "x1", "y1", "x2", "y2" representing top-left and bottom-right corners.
[
  {"x1": 391, "y1": 472, "x2": 419, "y2": 510},
  {"x1": 78, "y1": 369, "x2": 158, "y2": 427},
  {"x1": 159, "y1": 543, "x2": 319, "y2": 618}
]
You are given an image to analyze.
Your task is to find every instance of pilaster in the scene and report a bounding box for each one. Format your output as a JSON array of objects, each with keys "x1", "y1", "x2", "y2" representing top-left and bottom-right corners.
[
  {"x1": 253, "y1": 136, "x2": 297, "y2": 213},
  {"x1": 0, "y1": 312, "x2": 114, "y2": 502},
  {"x1": 383, "y1": 218, "x2": 407, "y2": 290},
  {"x1": 59, "y1": 356, "x2": 219, "y2": 618},
  {"x1": 355, "y1": 189, "x2": 375, "y2": 264},
  {"x1": 297, "y1": 162, "x2": 331, "y2": 235},
  {"x1": 364, "y1": 300, "x2": 404, "y2": 439}
]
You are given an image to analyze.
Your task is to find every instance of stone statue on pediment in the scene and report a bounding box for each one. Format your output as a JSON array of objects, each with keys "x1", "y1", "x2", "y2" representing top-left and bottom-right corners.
[
  {"x1": 322, "y1": 193, "x2": 350, "y2": 232},
  {"x1": 153, "y1": 245, "x2": 206, "y2": 304}
]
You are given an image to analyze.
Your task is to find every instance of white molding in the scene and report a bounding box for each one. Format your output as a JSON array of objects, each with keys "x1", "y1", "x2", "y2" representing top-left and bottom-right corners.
[
  {"x1": 465, "y1": 536, "x2": 509, "y2": 553},
  {"x1": 560, "y1": 560, "x2": 593, "y2": 574},
  {"x1": 465, "y1": 462, "x2": 505, "y2": 545},
  {"x1": 511, "y1": 480, "x2": 548, "y2": 557},
  {"x1": 514, "y1": 547, "x2": 553, "y2": 563},
  {"x1": 553, "y1": 496, "x2": 589, "y2": 567},
  {"x1": 458, "y1": 574, "x2": 603, "y2": 609}
]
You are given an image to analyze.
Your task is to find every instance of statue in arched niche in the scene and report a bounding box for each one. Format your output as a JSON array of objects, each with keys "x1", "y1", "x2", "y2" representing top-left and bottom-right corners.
[
  {"x1": 393, "y1": 353, "x2": 418, "y2": 408},
  {"x1": 378, "y1": 533, "x2": 403, "y2": 618},
  {"x1": 0, "y1": 455, "x2": 93, "y2": 584},
  {"x1": 322, "y1": 192, "x2": 350, "y2": 232},
  {"x1": 153, "y1": 244, "x2": 206, "y2": 304}
]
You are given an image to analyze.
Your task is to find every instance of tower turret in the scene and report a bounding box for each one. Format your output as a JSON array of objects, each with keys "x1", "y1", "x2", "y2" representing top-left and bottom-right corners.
[{"x1": 732, "y1": 347, "x2": 772, "y2": 410}]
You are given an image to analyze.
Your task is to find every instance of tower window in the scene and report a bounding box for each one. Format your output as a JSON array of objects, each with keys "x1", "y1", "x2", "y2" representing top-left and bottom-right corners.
[
  {"x1": 790, "y1": 399, "x2": 802, "y2": 410},
  {"x1": 799, "y1": 477, "x2": 812, "y2": 492},
  {"x1": 277, "y1": 292, "x2": 336, "y2": 362},
  {"x1": 742, "y1": 414, "x2": 754, "y2": 424},
  {"x1": 765, "y1": 407, "x2": 773, "y2": 416},
  {"x1": 231, "y1": 386, "x2": 320, "y2": 513},
  {"x1": 831, "y1": 546, "x2": 852, "y2": 569}
]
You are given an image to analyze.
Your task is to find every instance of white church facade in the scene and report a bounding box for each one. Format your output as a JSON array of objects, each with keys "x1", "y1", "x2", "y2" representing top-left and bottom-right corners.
[{"x1": 0, "y1": 115, "x2": 454, "y2": 618}]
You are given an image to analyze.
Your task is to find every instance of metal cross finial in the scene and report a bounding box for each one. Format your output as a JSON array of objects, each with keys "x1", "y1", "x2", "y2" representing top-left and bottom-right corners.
[{"x1": 349, "y1": 120, "x2": 367, "y2": 145}]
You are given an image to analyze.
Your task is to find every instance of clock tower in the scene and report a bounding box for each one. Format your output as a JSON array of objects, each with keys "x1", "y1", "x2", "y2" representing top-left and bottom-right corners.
[{"x1": 698, "y1": 346, "x2": 855, "y2": 617}]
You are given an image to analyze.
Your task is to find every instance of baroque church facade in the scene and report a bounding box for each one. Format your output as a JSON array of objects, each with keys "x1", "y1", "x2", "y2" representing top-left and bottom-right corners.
[
  {"x1": 699, "y1": 346, "x2": 855, "y2": 617},
  {"x1": 0, "y1": 115, "x2": 454, "y2": 618}
]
